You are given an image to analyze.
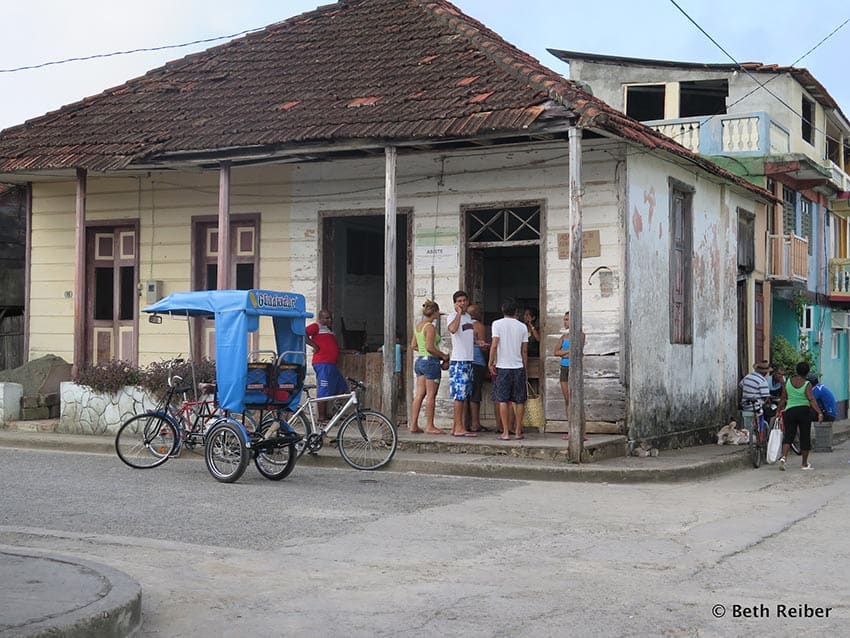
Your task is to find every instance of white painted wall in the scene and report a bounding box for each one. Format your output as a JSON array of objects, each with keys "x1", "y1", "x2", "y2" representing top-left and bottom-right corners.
[{"x1": 625, "y1": 151, "x2": 753, "y2": 443}]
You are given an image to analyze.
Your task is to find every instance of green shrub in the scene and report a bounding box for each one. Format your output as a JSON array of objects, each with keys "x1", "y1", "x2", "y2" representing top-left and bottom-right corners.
[{"x1": 770, "y1": 335, "x2": 815, "y2": 376}]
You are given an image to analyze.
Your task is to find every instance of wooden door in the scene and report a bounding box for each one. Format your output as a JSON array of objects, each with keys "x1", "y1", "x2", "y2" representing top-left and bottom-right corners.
[{"x1": 87, "y1": 227, "x2": 137, "y2": 364}]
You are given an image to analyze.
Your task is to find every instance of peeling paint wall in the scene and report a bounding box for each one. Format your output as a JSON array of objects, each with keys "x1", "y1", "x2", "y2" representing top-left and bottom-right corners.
[{"x1": 626, "y1": 152, "x2": 758, "y2": 445}]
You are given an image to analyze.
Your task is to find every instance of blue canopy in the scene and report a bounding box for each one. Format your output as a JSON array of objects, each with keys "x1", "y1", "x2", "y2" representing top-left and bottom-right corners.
[{"x1": 143, "y1": 290, "x2": 313, "y2": 411}]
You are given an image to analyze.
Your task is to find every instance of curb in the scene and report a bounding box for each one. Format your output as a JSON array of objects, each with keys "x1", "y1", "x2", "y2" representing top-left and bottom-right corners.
[{"x1": 0, "y1": 545, "x2": 141, "y2": 638}]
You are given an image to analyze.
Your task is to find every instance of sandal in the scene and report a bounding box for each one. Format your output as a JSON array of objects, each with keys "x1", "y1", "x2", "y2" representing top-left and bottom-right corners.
[
  {"x1": 801, "y1": 464, "x2": 813, "y2": 470},
  {"x1": 779, "y1": 457, "x2": 786, "y2": 471}
]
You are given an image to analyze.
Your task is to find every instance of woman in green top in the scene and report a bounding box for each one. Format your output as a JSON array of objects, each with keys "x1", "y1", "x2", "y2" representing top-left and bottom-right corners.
[
  {"x1": 778, "y1": 361, "x2": 822, "y2": 471},
  {"x1": 409, "y1": 300, "x2": 449, "y2": 435}
]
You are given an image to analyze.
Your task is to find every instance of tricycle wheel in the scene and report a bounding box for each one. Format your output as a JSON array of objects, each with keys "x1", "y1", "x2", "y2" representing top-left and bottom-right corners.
[
  {"x1": 255, "y1": 421, "x2": 298, "y2": 481},
  {"x1": 205, "y1": 420, "x2": 249, "y2": 483}
]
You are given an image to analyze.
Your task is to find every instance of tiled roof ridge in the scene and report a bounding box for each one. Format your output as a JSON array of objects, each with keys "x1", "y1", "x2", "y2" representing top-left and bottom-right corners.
[{"x1": 417, "y1": 0, "x2": 596, "y2": 117}]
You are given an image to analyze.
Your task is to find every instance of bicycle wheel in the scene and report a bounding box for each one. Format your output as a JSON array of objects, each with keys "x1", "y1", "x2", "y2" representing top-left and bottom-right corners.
[
  {"x1": 115, "y1": 413, "x2": 178, "y2": 469},
  {"x1": 286, "y1": 411, "x2": 312, "y2": 458},
  {"x1": 204, "y1": 419, "x2": 249, "y2": 483},
  {"x1": 337, "y1": 409, "x2": 397, "y2": 470},
  {"x1": 254, "y1": 418, "x2": 298, "y2": 481}
]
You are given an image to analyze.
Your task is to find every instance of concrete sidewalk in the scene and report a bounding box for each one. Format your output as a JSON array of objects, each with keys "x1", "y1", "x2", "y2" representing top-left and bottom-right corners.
[{"x1": 0, "y1": 545, "x2": 141, "y2": 638}]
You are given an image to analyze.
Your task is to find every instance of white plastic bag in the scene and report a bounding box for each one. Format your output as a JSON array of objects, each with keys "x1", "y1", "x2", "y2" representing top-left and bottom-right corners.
[{"x1": 766, "y1": 419, "x2": 783, "y2": 464}]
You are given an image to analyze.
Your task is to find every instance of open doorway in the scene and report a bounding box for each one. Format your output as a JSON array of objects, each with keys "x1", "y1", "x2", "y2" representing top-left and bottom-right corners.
[
  {"x1": 321, "y1": 212, "x2": 409, "y2": 415},
  {"x1": 464, "y1": 202, "x2": 543, "y2": 424}
]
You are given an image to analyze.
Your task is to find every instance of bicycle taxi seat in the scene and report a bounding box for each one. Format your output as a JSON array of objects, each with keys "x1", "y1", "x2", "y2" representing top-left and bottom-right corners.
[{"x1": 245, "y1": 351, "x2": 306, "y2": 409}]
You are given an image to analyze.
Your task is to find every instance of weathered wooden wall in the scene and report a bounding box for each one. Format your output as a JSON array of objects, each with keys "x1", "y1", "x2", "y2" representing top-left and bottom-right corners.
[{"x1": 0, "y1": 314, "x2": 23, "y2": 370}]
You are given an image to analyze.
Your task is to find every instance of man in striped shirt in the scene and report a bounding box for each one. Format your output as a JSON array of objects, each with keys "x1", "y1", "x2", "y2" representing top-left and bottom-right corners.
[{"x1": 739, "y1": 360, "x2": 771, "y2": 413}]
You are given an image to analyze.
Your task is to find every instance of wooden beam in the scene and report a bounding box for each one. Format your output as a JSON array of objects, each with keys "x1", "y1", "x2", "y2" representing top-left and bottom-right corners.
[
  {"x1": 383, "y1": 146, "x2": 398, "y2": 418},
  {"x1": 568, "y1": 127, "x2": 586, "y2": 462},
  {"x1": 73, "y1": 168, "x2": 87, "y2": 376},
  {"x1": 23, "y1": 182, "x2": 32, "y2": 364},
  {"x1": 217, "y1": 161, "x2": 231, "y2": 289}
]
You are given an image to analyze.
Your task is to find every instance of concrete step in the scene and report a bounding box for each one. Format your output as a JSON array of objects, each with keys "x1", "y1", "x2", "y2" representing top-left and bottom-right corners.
[{"x1": 394, "y1": 429, "x2": 626, "y2": 463}]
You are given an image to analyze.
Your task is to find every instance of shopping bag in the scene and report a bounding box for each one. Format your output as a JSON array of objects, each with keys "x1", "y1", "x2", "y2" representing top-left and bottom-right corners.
[
  {"x1": 766, "y1": 418, "x2": 783, "y2": 464},
  {"x1": 522, "y1": 382, "x2": 545, "y2": 431}
]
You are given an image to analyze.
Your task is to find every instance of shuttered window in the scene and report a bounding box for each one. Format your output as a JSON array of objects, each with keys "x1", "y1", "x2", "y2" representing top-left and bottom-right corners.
[{"x1": 669, "y1": 179, "x2": 694, "y2": 344}]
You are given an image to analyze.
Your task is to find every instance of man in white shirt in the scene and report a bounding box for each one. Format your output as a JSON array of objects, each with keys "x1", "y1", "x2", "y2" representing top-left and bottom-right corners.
[
  {"x1": 488, "y1": 300, "x2": 528, "y2": 440},
  {"x1": 447, "y1": 290, "x2": 476, "y2": 436}
]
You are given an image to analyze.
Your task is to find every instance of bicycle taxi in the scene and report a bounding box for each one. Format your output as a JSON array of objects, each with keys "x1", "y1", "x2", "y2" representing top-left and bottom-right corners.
[{"x1": 143, "y1": 289, "x2": 312, "y2": 483}]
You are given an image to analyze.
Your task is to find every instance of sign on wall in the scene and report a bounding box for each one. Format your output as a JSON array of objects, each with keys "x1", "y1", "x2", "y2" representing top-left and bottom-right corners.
[{"x1": 557, "y1": 230, "x2": 601, "y2": 259}]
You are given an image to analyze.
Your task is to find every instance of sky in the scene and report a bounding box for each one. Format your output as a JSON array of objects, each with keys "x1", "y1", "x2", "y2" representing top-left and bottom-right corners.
[{"x1": 0, "y1": 0, "x2": 848, "y2": 132}]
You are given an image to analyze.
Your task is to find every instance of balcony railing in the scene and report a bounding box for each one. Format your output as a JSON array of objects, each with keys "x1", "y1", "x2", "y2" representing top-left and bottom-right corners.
[
  {"x1": 646, "y1": 112, "x2": 791, "y2": 156},
  {"x1": 768, "y1": 233, "x2": 808, "y2": 282},
  {"x1": 829, "y1": 258, "x2": 850, "y2": 299}
]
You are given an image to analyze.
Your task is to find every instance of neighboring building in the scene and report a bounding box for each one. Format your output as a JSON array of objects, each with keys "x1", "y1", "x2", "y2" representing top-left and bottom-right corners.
[
  {"x1": 0, "y1": 0, "x2": 770, "y2": 446},
  {"x1": 0, "y1": 184, "x2": 26, "y2": 369},
  {"x1": 554, "y1": 50, "x2": 850, "y2": 417}
]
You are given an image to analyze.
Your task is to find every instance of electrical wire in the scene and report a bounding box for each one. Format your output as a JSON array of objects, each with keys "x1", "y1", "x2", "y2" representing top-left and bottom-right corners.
[
  {"x1": 668, "y1": 0, "x2": 850, "y2": 148},
  {"x1": 0, "y1": 26, "x2": 267, "y2": 73}
]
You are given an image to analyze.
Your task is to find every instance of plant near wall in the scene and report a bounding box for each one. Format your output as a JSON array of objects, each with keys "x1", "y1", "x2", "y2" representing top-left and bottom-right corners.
[
  {"x1": 770, "y1": 335, "x2": 815, "y2": 376},
  {"x1": 75, "y1": 360, "x2": 142, "y2": 395},
  {"x1": 75, "y1": 358, "x2": 216, "y2": 397}
]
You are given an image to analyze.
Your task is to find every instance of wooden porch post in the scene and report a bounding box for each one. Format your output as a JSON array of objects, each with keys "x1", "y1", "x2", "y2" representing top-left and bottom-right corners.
[
  {"x1": 568, "y1": 127, "x2": 586, "y2": 462},
  {"x1": 383, "y1": 146, "x2": 398, "y2": 418},
  {"x1": 73, "y1": 168, "x2": 87, "y2": 376},
  {"x1": 23, "y1": 182, "x2": 32, "y2": 364},
  {"x1": 217, "y1": 161, "x2": 232, "y2": 290}
]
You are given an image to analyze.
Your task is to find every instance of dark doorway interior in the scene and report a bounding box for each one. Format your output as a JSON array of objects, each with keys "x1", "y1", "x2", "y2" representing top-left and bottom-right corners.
[{"x1": 323, "y1": 215, "x2": 408, "y2": 351}]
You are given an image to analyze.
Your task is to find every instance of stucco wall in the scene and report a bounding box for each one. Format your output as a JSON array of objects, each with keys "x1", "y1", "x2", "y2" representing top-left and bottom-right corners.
[{"x1": 625, "y1": 151, "x2": 748, "y2": 444}]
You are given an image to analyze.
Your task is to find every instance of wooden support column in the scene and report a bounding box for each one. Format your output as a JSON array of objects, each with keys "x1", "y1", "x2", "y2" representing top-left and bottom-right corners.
[
  {"x1": 23, "y1": 182, "x2": 32, "y2": 363},
  {"x1": 383, "y1": 146, "x2": 398, "y2": 419},
  {"x1": 72, "y1": 169, "x2": 88, "y2": 375},
  {"x1": 567, "y1": 127, "x2": 586, "y2": 462},
  {"x1": 217, "y1": 161, "x2": 232, "y2": 290}
]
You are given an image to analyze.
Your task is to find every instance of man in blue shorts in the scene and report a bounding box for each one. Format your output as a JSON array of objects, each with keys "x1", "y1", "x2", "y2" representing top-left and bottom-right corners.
[
  {"x1": 305, "y1": 309, "x2": 347, "y2": 420},
  {"x1": 447, "y1": 290, "x2": 476, "y2": 436},
  {"x1": 488, "y1": 300, "x2": 528, "y2": 440}
]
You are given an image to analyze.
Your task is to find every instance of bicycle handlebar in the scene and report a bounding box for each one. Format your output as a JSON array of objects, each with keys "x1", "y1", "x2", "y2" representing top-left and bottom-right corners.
[{"x1": 346, "y1": 377, "x2": 367, "y2": 391}]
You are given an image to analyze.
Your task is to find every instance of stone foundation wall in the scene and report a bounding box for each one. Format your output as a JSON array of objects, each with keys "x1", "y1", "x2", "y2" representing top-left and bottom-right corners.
[{"x1": 59, "y1": 382, "x2": 157, "y2": 435}]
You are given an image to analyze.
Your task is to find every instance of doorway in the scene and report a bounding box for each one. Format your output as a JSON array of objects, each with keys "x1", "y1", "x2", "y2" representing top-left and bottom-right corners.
[
  {"x1": 464, "y1": 202, "x2": 543, "y2": 423},
  {"x1": 86, "y1": 225, "x2": 138, "y2": 364},
  {"x1": 321, "y1": 213, "x2": 408, "y2": 350}
]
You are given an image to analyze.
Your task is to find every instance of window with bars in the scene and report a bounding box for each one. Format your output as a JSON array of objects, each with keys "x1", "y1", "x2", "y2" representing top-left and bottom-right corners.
[{"x1": 466, "y1": 205, "x2": 541, "y2": 244}]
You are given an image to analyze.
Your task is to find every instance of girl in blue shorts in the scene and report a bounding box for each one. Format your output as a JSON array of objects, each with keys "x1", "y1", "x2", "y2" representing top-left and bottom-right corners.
[{"x1": 409, "y1": 301, "x2": 449, "y2": 434}]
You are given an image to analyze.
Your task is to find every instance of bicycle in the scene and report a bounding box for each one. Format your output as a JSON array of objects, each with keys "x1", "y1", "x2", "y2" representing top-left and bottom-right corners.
[
  {"x1": 284, "y1": 377, "x2": 398, "y2": 471},
  {"x1": 115, "y1": 359, "x2": 285, "y2": 477},
  {"x1": 743, "y1": 398, "x2": 770, "y2": 468},
  {"x1": 114, "y1": 359, "x2": 218, "y2": 469}
]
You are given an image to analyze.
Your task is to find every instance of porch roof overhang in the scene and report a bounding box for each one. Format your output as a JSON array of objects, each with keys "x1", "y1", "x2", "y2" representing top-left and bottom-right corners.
[{"x1": 0, "y1": 120, "x2": 581, "y2": 183}]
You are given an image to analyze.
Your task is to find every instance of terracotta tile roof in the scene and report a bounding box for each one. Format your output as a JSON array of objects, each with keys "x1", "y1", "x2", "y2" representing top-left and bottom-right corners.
[{"x1": 0, "y1": 0, "x2": 772, "y2": 200}]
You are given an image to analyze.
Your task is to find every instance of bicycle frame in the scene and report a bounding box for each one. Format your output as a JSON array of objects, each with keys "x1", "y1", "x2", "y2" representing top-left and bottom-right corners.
[{"x1": 286, "y1": 387, "x2": 359, "y2": 436}]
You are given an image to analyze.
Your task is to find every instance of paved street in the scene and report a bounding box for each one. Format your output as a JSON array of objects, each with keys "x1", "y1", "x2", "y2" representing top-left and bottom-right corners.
[{"x1": 1, "y1": 443, "x2": 849, "y2": 637}]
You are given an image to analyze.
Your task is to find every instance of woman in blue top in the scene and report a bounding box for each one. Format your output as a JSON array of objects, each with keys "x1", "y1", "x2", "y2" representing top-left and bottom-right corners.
[
  {"x1": 554, "y1": 311, "x2": 586, "y2": 440},
  {"x1": 554, "y1": 312, "x2": 572, "y2": 420}
]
